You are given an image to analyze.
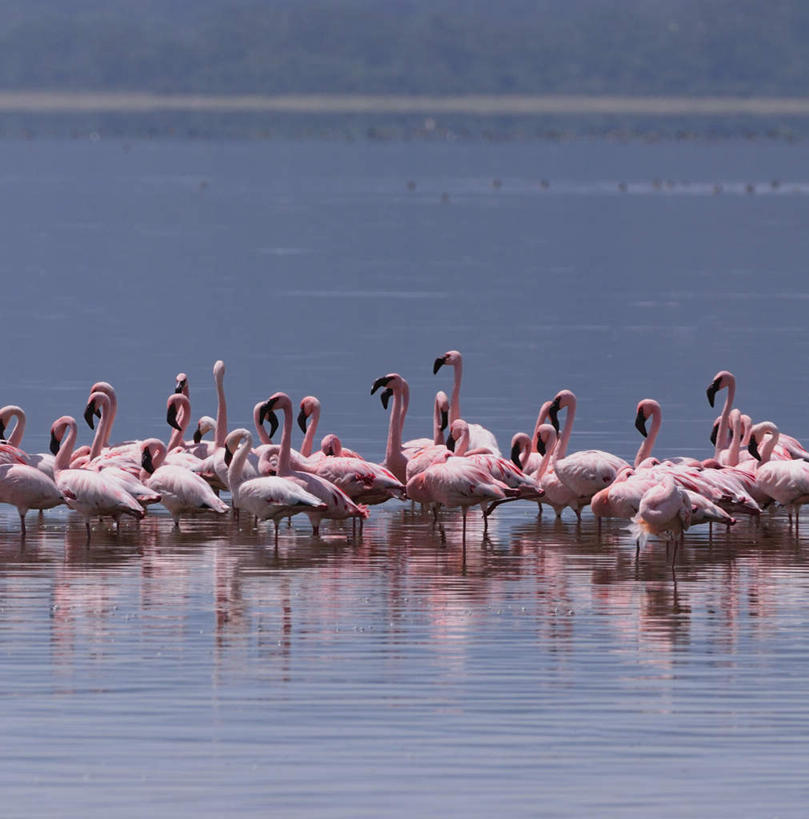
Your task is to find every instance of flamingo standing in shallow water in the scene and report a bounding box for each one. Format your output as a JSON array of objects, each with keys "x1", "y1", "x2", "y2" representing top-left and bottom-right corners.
[
  {"x1": 549, "y1": 389, "x2": 629, "y2": 507},
  {"x1": 264, "y1": 392, "x2": 368, "y2": 536},
  {"x1": 50, "y1": 416, "x2": 145, "y2": 538},
  {"x1": 225, "y1": 428, "x2": 326, "y2": 545},
  {"x1": 433, "y1": 350, "x2": 501, "y2": 455},
  {"x1": 139, "y1": 438, "x2": 229, "y2": 529},
  {"x1": 370, "y1": 373, "x2": 411, "y2": 484}
]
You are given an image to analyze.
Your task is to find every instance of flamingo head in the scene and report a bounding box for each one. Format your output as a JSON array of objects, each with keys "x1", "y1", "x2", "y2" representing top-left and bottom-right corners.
[
  {"x1": 175, "y1": 372, "x2": 188, "y2": 395},
  {"x1": 535, "y1": 424, "x2": 557, "y2": 457},
  {"x1": 141, "y1": 445, "x2": 155, "y2": 474},
  {"x1": 371, "y1": 374, "x2": 395, "y2": 409},
  {"x1": 213, "y1": 360, "x2": 225, "y2": 381},
  {"x1": 634, "y1": 399, "x2": 660, "y2": 438},
  {"x1": 706, "y1": 370, "x2": 733, "y2": 407},
  {"x1": 224, "y1": 428, "x2": 251, "y2": 467},
  {"x1": 548, "y1": 390, "x2": 575, "y2": 432},
  {"x1": 436, "y1": 391, "x2": 450, "y2": 431},
  {"x1": 321, "y1": 433, "x2": 342, "y2": 457},
  {"x1": 193, "y1": 415, "x2": 215, "y2": 445},
  {"x1": 710, "y1": 418, "x2": 720, "y2": 445},
  {"x1": 258, "y1": 401, "x2": 279, "y2": 439},
  {"x1": 83, "y1": 390, "x2": 109, "y2": 430},
  {"x1": 298, "y1": 396, "x2": 320, "y2": 434},
  {"x1": 433, "y1": 349, "x2": 461, "y2": 374},
  {"x1": 265, "y1": 392, "x2": 292, "y2": 416}
]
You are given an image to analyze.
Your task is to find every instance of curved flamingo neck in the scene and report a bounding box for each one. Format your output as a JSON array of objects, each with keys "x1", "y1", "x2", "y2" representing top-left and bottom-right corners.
[
  {"x1": 536, "y1": 427, "x2": 557, "y2": 478},
  {"x1": 634, "y1": 402, "x2": 662, "y2": 468},
  {"x1": 141, "y1": 439, "x2": 167, "y2": 475},
  {"x1": 0, "y1": 405, "x2": 26, "y2": 447},
  {"x1": 276, "y1": 396, "x2": 294, "y2": 477},
  {"x1": 167, "y1": 394, "x2": 191, "y2": 451},
  {"x1": 555, "y1": 394, "x2": 576, "y2": 461},
  {"x1": 90, "y1": 382, "x2": 117, "y2": 447},
  {"x1": 511, "y1": 433, "x2": 532, "y2": 469},
  {"x1": 213, "y1": 362, "x2": 228, "y2": 448},
  {"x1": 386, "y1": 379, "x2": 408, "y2": 465},
  {"x1": 88, "y1": 393, "x2": 113, "y2": 460},
  {"x1": 715, "y1": 373, "x2": 736, "y2": 457},
  {"x1": 53, "y1": 417, "x2": 78, "y2": 472},
  {"x1": 253, "y1": 402, "x2": 272, "y2": 446},
  {"x1": 449, "y1": 358, "x2": 463, "y2": 425},
  {"x1": 452, "y1": 420, "x2": 471, "y2": 456},
  {"x1": 532, "y1": 401, "x2": 551, "y2": 454},
  {"x1": 756, "y1": 423, "x2": 779, "y2": 465},
  {"x1": 300, "y1": 398, "x2": 320, "y2": 457},
  {"x1": 227, "y1": 430, "x2": 253, "y2": 497}
]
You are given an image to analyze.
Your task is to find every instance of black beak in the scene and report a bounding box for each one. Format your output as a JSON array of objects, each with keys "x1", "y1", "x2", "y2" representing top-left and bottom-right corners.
[
  {"x1": 83, "y1": 402, "x2": 96, "y2": 429},
  {"x1": 166, "y1": 402, "x2": 181, "y2": 431},
  {"x1": 433, "y1": 356, "x2": 446, "y2": 375},
  {"x1": 446, "y1": 433, "x2": 456, "y2": 452},
  {"x1": 380, "y1": 388, "x2": 393, "y2": 410},
  {"x1": 510, "y1": 441, "x2": 522, "y2": 468},
  {"x1": 371, "y1": 375, "x2": 392, "y2": 395},
  {"x1": 634, "y1": 407, "x2": 648, "y2": 438},
  {"x1": 297, "y1": 407, "x2": 308, "y2": 434},
  {"x1": 440, "y1": 409, "x2": 449, "y2": 432},
  {"x1": 536, "y1": 433, "x2": 546, "y2": 457},
  {"x1": 141, "y1": 447, "x2": 155, "y2": 474},
  {"x1": 193, "y1": 425, "x2": 202, "y2": 445},
  {"x1": 549, "y1": 398, "x2": 561, "y2": 433},
  {"x1": 706, "y1": 377, "x2": 721, "y2": 408},
  {"x1": 748, "y1": 438, "x2": 761, "y2": 461},
  {"x1": 325, "y1": 445, "x2": 335, "y2": 456},
  {"x1": 266, "y1": 410, "x2": 279, "y2": 439},
  {"x1": 174, "y1": 384, "x2": 183, "y2": 394},
  {"x1": 49, "y1": 430, "x2": 61, "y2": 455},
  {"x1": 224, "y1": 445, "x2": 233, "y2": 466},
  {"x1": 0, "y1": 420, "x2": 5, "y2": 440},
  {"x1": 710, "y1": 422, "x2": 718, "y2": 446}
]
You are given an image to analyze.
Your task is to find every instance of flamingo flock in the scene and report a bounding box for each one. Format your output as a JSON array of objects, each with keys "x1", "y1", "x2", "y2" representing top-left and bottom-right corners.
[{"x1": 1, "y1": 353, "x2": 808, "y2": 561}]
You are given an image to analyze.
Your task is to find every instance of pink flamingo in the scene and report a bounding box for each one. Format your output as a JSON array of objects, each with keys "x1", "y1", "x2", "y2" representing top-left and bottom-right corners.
[
  {"x1": 406, "y1": 457, "x2": 515, "y2": 543},
  {"x1": 264, "y1": 392, "x2": 368, "y2": 536},
  {"x1": 0, "y1": 461, "x2": 65, "y2": 535},
  {"x1": 531, "y1": 423, "x2": 583, "y2": 519},
  {"x1": 402, "y1": 391, "x2": 451, "y2": 455},
  {"x1": 50, "y1": 416, "x2": 145, "y2": 538},
  {"x1": 0, "y1": 405, "x2": 57, "y2": 478},
  {"x1": 510, "y1": 400, "x2": 553, "y2": 474},
  {"x1": 297, "y1": 396, "x2": 362, "y2": 461},
  {"x1": 225, "y1": 428, "x2": 328, "y2": 545},
  {"x1": 549, "y1": 389, "x2": 629, "y2": 506},
  {"x1": 433, "y1": 350, "x2": 501, "y2": 455},
  {"x1": 174, "y1": 372, "x2": 189, "y2": 396},
  {"x1": 370, "y1": 373, "x2": 410, "y2": 484},
  {"x1": 139, "y1": 438, "x2": 229, "y2": 529},
  {"x1": 629, "y1": 477, "x2": 692, "y2": 562},
  {"x1": 748, "y1": 422, "x2": 809, "y2": 526}
]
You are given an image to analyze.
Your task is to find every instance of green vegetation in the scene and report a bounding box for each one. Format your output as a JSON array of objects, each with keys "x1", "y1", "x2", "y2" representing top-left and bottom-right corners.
[{"x1": 0, "y1": 0, "x2": 807, "y2": 97}]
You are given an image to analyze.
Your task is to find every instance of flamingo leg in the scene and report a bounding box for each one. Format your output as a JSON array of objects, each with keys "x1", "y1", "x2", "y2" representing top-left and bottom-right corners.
[
  {"x1": 462, "y1": 507, "x2": 467, "y2": 544},
  {"x1": 19, "y1": 512, "x2": 26, "y2": 538}
]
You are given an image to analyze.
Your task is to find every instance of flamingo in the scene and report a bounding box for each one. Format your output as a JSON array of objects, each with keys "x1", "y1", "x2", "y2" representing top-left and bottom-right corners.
[
  {"x1": 748, "y1": 422, "x2": 809, "y2": 526},
  {"x1": 510, "y1": 400, "x2": 553, "y2": 474},
  {"x1": 406, "y1": 457, "x2": 516, "y2": 543},
  {"x1": 139, "y1": 438, "x2": 229, "y2": 529},
  {"x1": 532, "y1": 423, "x2": 582, "y2": 519},
  {"x1": 433, "y1": 350, "x2": 501, "y2": 455},
  {"x1": 402, "y1": 391, "x2": 450, "y2": 455},
  {"x1": 370, "y1": 373, "x2": 411, "y2": 484},
  {"x1": 50, "y1": 416, "x2": 145, "y2": 538},
  {"x1": 0, "y1": 404, "x2": 56, "y2": 477},
  {"x1": 629, "y1": 477, "x2": 692, "y2": 561},
  {"x1": 0, "y1": 462, "x2": 65, "y2": 535},
  {"x1": 549, "y1": 389, "x2": 629, "y2": 507},
  {"x1": 296, "y1": 396, "x2": 362, "y2": 461},
  {"x1": 264, "y1": 392, "x2": 368, "y2": 536},
  {"x1": 225, "y1": 428, "x2": 327, "y2": 545}
]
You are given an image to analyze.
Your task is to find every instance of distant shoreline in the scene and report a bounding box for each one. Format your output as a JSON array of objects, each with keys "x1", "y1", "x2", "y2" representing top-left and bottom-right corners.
[{"x1": 2, "y1": 92, "x2": 809, "y2": 116}]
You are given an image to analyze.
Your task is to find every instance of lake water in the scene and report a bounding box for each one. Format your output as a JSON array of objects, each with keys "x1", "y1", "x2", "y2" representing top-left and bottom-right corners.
[{"x1": 2, "y1": 136, "x2": 809, "y2": 816}]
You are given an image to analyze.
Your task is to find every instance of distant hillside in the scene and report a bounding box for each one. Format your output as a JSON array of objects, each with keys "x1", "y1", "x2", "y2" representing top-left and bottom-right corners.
[{"x1": 0, "y1": 0, "x2": 807, "y2": 97}]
